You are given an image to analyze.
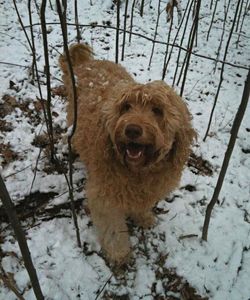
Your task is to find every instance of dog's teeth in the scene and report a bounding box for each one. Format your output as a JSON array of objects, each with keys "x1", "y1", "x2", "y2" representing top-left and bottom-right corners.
[{"x1": 126, "y1": 150, "x2": 142, "y2": 159}]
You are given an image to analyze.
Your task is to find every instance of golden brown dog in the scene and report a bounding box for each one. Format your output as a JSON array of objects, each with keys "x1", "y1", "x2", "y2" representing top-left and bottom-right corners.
[{"x1": 59, "y1": 43, "x2": 196, "y2": 264}]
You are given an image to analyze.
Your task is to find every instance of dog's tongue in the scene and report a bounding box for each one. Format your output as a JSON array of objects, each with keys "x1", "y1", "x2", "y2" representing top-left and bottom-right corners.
[{"x1": 126, "y1": 143, "x2": 144, "y2": 160}]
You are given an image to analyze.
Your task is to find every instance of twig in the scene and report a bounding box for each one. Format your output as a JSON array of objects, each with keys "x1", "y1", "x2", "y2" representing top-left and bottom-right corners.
[
  {"x1": 148, "y1": 0, "x2": 161, "y2": 69},
  {"x1": 0, "y1": 61, "x2": 63, "y2": 82},
  {"x1": 40, "y1": 0, "x2": 56, "y2": 161},
  {"x1": 74, "y1": 0, "x2": 81, "y2": 42},
  {"x1": 235, "y1": 0, "x2": 244, "y2": 33},
  {"x1": 56, "y1": 0, "x2": 82, "y2": 248},
  {"x1": 29, "y1": 148, "x2": 43, "y2": 196},
  {"x1": 23, "y1": 22, "x2": 250, "y2": 70},
  {"x1": 28, "y1": 0, "x2": 53, "y2": 147},
  {"x1": 0, "y1": 266, "x2": 25, "y2": 300},
  {"x1": 203, "y1": 0, "x2": 242, "y2": 141},
  {"x1": 213, "y1": 0, "x2": 231, "y2": 72},
  {"x1": 206, "y1": 0, "x2": 218, "y2": 41},
  {"x1": 121, "y1": 0, "x2": 129, "y2": 61},
  {"x1": 12, "y1": 0, "x2": 33, "y2": 57},
  {"x1": 236, "y1": 0, "x2": 249, "y2": 48},
  {"x1": 172, "y1": 0, "x2": 194, "y2": 86},
  {"x1": 129, "y1": 0, "x2": 137, "y2": 43},
  {"x1": 161, "y1": 16, "x2": 173, "y2": 79},
  {"x1": 209, "y1": 0, "x2": 213, "y2": 10},
  {"x1": 179, "y1": 234, "x2": 198, "y2": 240},
  {"x1": 202, "y1": 69, "x2": 250, "y2": 241},
  {"x1": 95, "y1": 274, "x2": 113, "y2": 300},
  {"x1": 0, "y1": 175, "x2": 44, "y2": 299},
  {"x1": 162, "y1": 0, "x2": 190, "y2": 80},
  {"x1": 116, "y1": 0, "x2": 120, "y2": 64},
  {"x1": 140, "y1": 0, "x2": 145, "y2": 17},
  {"x1": 180, "y1": 0, "x2": 201, "y2": 96}
]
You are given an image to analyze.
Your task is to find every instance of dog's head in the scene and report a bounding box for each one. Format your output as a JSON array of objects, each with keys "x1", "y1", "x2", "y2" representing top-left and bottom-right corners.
[{"x1": 103, "y1": 81, "x2": 196, "y2": 172}]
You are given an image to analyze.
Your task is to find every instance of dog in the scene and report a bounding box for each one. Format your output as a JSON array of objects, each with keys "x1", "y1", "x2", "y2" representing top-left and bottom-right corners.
[{"x1": 59, "y1": 43, "x2": 196, "y2": 264}]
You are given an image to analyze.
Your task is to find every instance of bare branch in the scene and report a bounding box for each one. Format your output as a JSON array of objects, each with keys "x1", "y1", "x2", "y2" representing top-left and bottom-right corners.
[
  {"x1": 202, "y1": 69, "x2": 250, "y2": 241},
  {"x1": 162, "y1": 0, "x2": 191, "y2": 80},
  {"x1": 121, "y1": 0, "x2": 129, "y2": 61},
  {"x1": 116, "y1": 0, "x2": 120, "y2": 64},
  {"x1": 74, "y1": 0, "x2": 82, "y2": 42},
  {"x1": 129, "y1": 0, "x2": 137, "y2": 43},
  {"x1": 23, "y1": 22, "x2": 250, "y2": 71},
  {"x1": 203, "y1": 0, "x2": 242, "y2": 141},
  {"x1": 40, "y1": 0, "x2": 56, "y2": 161},
  {"x1": 0, "y1": 175, "x2": 44, "y2": 299},
  {"x1": 56, "y1": 0, "x2": 81, "y2": 248},
  {"x1": 148, "y1": 0, "x2": 162, "y2": 69},
  {"x1": 180, "y1": 0, "x2": 201, "y2": 96}
]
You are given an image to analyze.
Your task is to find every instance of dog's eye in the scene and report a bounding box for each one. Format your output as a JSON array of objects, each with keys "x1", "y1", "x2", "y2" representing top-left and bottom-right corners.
[
  {"x1": 152, "y1": 107, "x2": 163, "y2": 117},
  {"x1": 121, "y1": 102, "x2": 132, "y2": 113}
]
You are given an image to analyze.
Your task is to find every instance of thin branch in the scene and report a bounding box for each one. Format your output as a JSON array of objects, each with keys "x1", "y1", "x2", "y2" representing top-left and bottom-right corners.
[
  {"x1": 28, "y1": 0, "x2": 52, "y2": 141},
  {"x1": 206, "y1": 0, "x2": 218, "y2": 41},
  {"x1": 0, "y1": 266, "x2": 25, "y2": 300},
  {"x1": 213, "y1": 0, "x2": 231, "y2": 72},
  {"x1": 116, "y1": 0, "x2": 120, "y2": 64},
  {"x1": 172, "y1": 0, "x2": 194, "y2": 86},
  {"x1": 40, "y1": 0, "x2": 56, "y2": 161},
  {"x1": 12, "y1": 0, "x2": 33, "y2": 54},
  {"x1": 140, "y1": 0, "x2": 145, "y2": 17},
  {"x1": 236, "y1": 0, "x2": 249, "y2": 48},
  {"x1": 0, "y1": 175, "x2": 44, "y2": 299},
  {"x1": 202, "y1": 69, "x2": 250, "y2": 241},
  {"x1": 121, "y1": 0, "x2": 129, "y2": 61},
  {"x1": 203, "y1": 0, "x2": 242, "y2": 141},
  {"x1": 161, "y1": 16, "x2": 173, "y2": 79},
  {"x1": 129, "y1": 0, "x2": 137, "y2": 43},
  {"x1": 209, "y1": 0, "x2": 213, "y2": 10},
  {"x1": 0, "y1": 61, "x2": 63, "y2": 82},
  {"x1": 74, "y1": 0, "x2": 81, "y2": 42},
  {"x1": 56, "y1": 0, "x2": 81, "y2": 248},
  {"x1": 29, "y1": 148, "x2": 43, "y2": 195},
  {"x1": 235, "y1": 0, "x2": 244, "y2": 33},
  {"x1": 95, "y1": 274, "x2": 113, "y2": 300},
  {"x1": 162, "y1": 0, "x2": 191, "y2": 80},
  {"x1": 180, "y1": 0, "x2": 201, "y2": 96},
  {"x1": 148, "y1": 0, "x2": 161, "y2": 69},
  {"x1": 23, "y1": 22, "x2": 250, "y2": 71}
]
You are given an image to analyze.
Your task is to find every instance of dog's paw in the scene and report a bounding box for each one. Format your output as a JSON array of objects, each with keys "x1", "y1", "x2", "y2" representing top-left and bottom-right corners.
[
  {"x1": 102, "y1": 230, "x2": 131, "y2": 265},
  {"x1": 132, "y1": 211, "x2": 156, "y2": 229}
]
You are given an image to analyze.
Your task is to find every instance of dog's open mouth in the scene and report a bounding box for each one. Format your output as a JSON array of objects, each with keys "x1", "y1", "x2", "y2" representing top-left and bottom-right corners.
[
  {"x1": 117, "y1": 142, "x2": 156, "y2": 166},
  {"x1": 126, "y1": 142, "x2": 145, "y2": 160}
]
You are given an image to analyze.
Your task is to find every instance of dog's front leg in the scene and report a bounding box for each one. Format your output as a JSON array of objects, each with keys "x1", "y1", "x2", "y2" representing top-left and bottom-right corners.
[{"x1": 89, "y1": 202, "x2": 131, "y2": 264}]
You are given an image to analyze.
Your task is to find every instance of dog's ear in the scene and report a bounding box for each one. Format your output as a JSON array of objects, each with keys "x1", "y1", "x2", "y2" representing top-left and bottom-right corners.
[
  {"x1": 149, "y1": 81, "x2": 196, "y2": 167},
  {"x1": 171, "y1": 123, "x2": 196, "y2": 168},
  {"x1": 168, "y1": 94, "x2": 197, "y2": 168}
]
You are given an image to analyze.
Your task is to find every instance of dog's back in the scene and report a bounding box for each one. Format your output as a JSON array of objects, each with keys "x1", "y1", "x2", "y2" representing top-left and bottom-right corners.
[
  {"x1": 59, "y1": 43, "x2": 134, "y2": 124},
  {"x1": 59, "y1": 43, "x2": 135, "y2": 165}
]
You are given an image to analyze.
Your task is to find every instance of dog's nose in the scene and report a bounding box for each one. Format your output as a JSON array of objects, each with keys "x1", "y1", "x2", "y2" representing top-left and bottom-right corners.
[{"x1": 125, "y1": 124, "x2": 143, "y2": 139}]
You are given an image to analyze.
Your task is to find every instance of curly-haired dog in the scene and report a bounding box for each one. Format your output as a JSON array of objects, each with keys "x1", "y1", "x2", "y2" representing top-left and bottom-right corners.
[{"x1": 59, "y1": 44, "x2": 196, "y2": 264}]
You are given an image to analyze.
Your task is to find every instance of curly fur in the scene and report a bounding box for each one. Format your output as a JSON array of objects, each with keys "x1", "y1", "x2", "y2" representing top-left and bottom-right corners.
[{"x1": 59, "y1": 43, "x2": 196, "y2": 264}]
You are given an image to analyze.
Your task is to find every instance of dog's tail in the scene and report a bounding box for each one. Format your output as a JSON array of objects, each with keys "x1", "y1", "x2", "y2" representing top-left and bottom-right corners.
[{"x1": 59, "y1": 43, "x2": 93, "y2": 74}]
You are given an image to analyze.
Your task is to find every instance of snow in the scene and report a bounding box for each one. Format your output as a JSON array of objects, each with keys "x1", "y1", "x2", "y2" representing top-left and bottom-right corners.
[{"x1": 0, "y1": 0, "x2": 250, "y2": 299}]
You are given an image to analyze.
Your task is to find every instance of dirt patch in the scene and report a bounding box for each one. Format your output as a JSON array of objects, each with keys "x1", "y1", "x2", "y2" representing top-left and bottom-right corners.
[
  {"x1": 188, "y1": 152, "x2": 213, "y2": 176},
  {"x1": 0, "y1": 119, "x2": 13, "y2": 132},
  {"x1": 0, "y1": 143, "x2": 19, "y2": 166}
]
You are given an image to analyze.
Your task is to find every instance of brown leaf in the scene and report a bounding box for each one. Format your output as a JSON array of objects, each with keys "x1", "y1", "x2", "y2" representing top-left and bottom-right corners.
[
  {"x1": 0, "y1": 120, "x2": 13, "y2": 132},
  {"x1": 0, "y1": 143, "x2": 18, "y2": 165},
  {"x1": 51, "y1": 85, "x2": 67, "y2": 97}
]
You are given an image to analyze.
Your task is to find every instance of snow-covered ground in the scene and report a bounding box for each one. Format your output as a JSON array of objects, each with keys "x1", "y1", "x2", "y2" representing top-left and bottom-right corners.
[{"x1": 0, "y1": 0, "x2": 249, "y2": 299}]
